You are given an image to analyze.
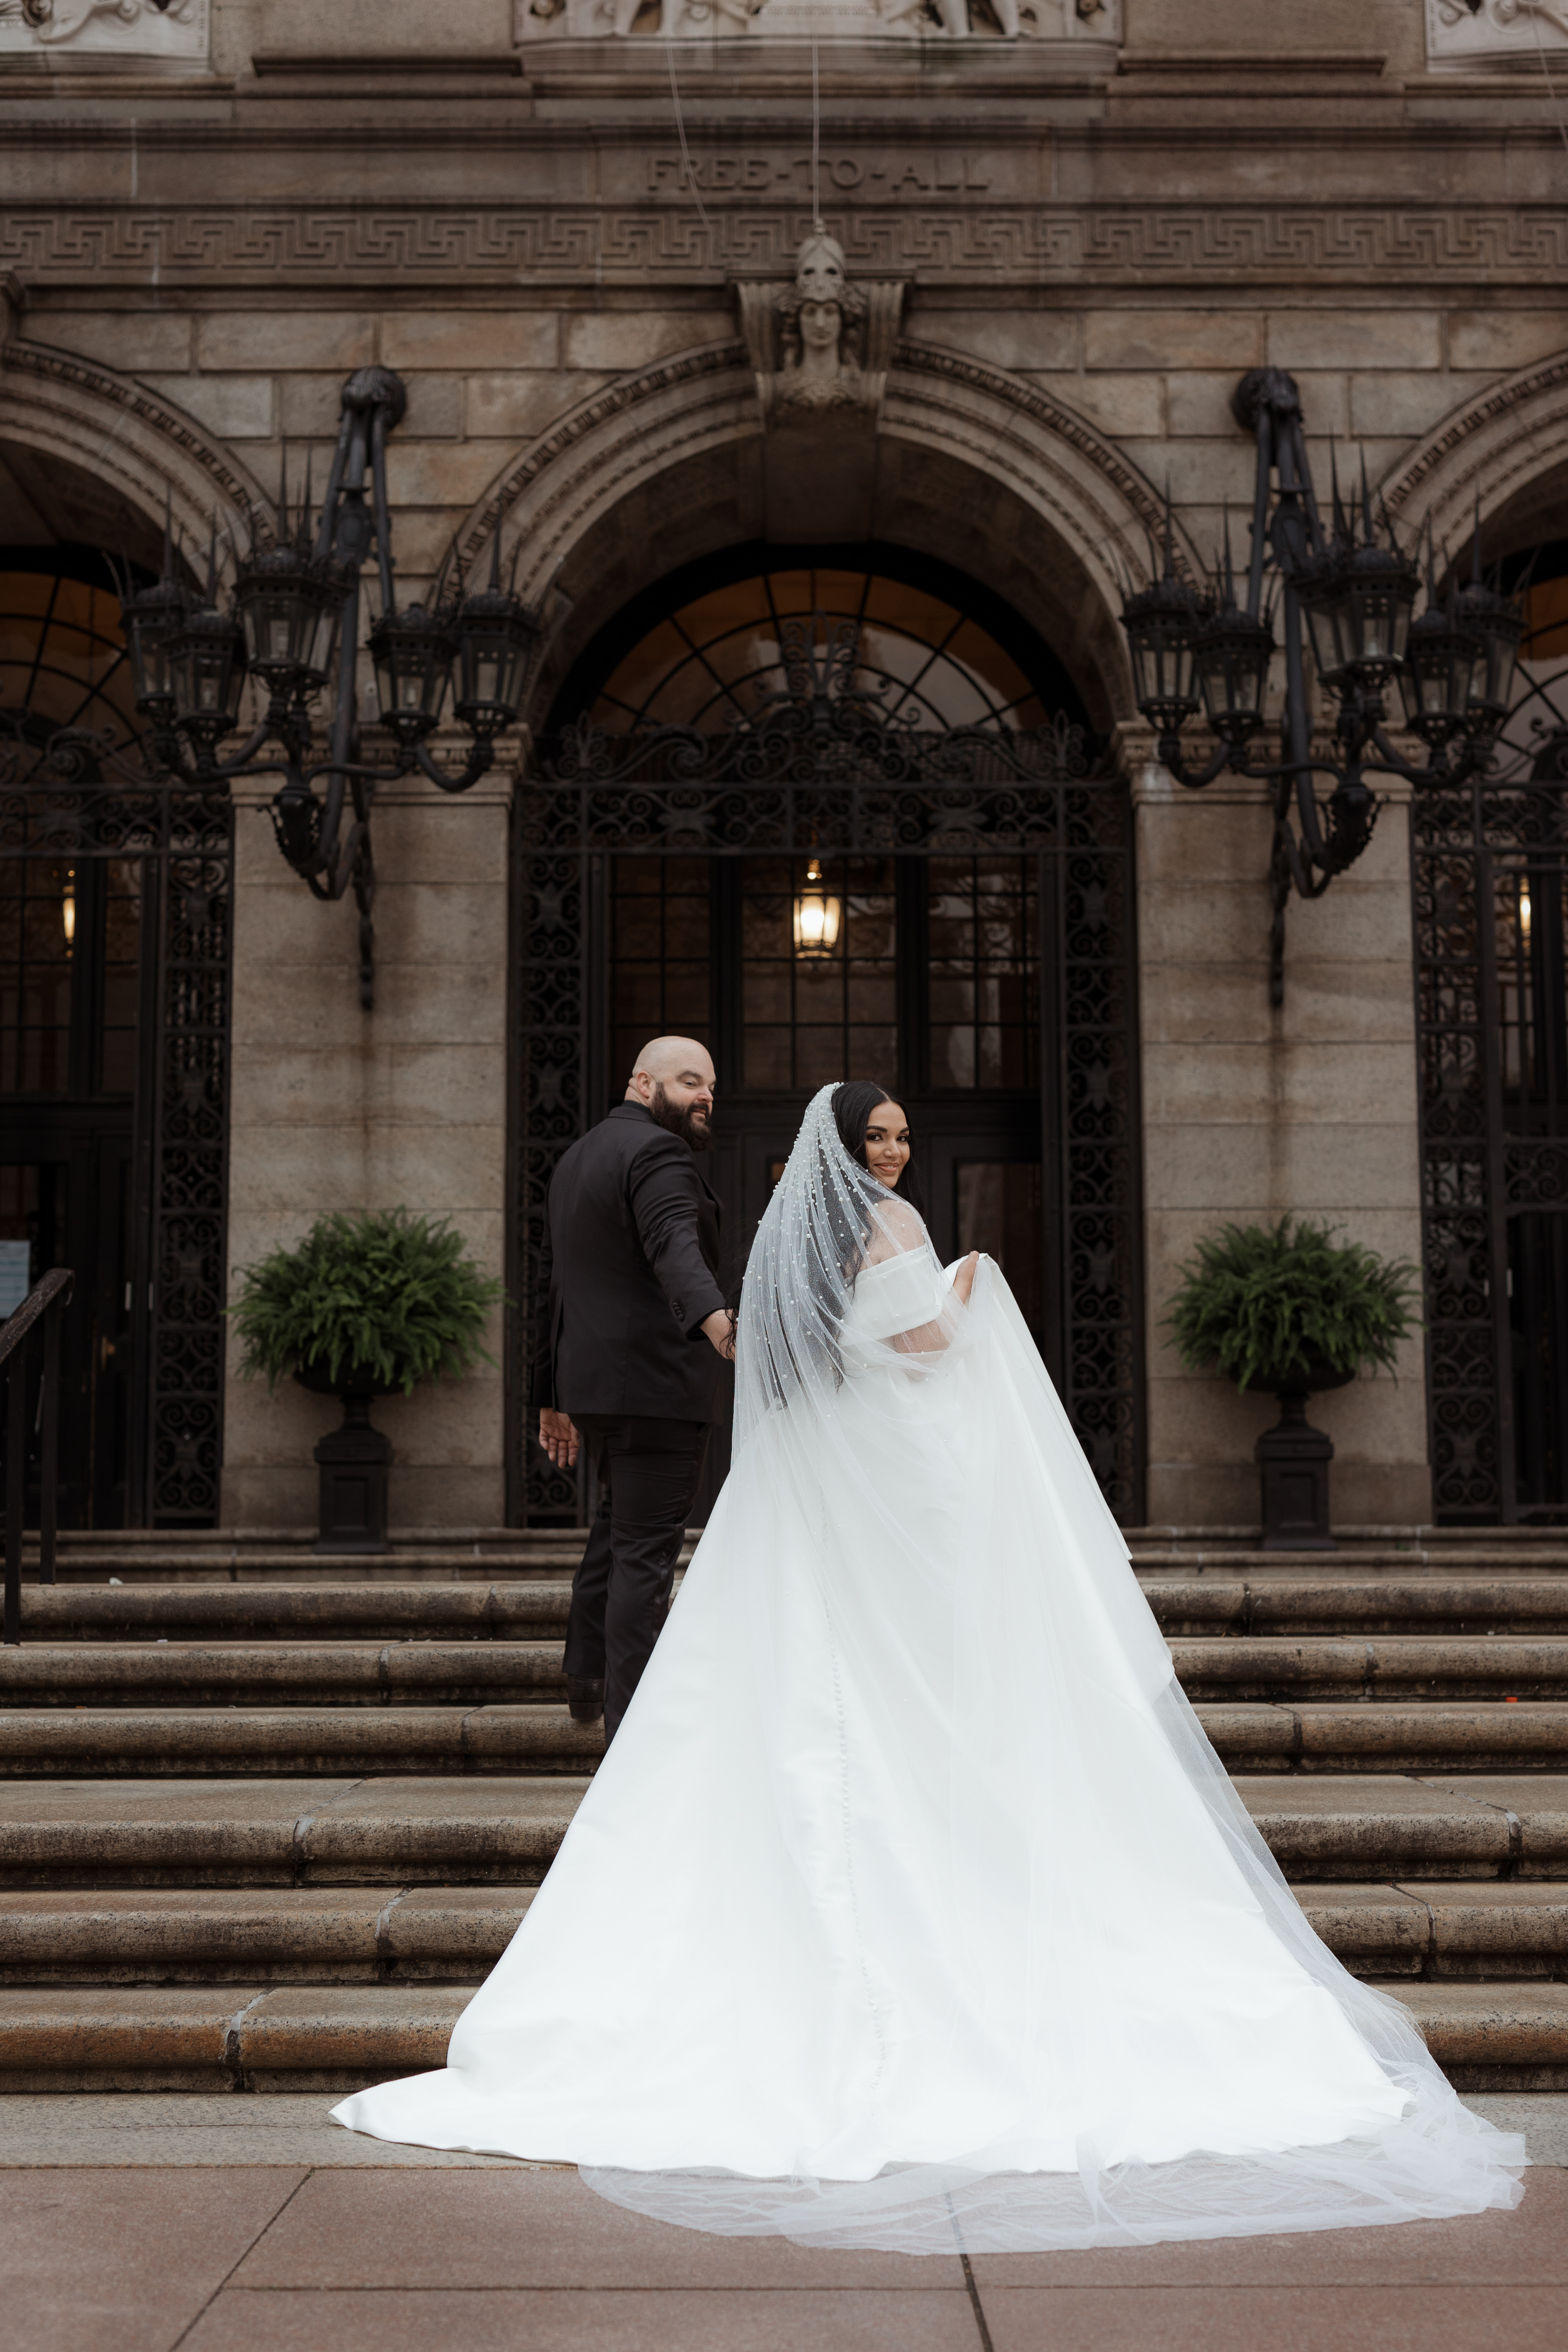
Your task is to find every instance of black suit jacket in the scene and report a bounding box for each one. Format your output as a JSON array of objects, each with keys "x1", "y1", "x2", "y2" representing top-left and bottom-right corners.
[{"x1": 530, "y1": 1101, "x2": 727, "y2": 1423}]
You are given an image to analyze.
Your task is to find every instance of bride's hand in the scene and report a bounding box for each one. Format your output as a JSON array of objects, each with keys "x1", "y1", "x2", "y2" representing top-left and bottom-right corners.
[{"x1": 952, "y1": 1250, "x2": 981, "y2": 1307}]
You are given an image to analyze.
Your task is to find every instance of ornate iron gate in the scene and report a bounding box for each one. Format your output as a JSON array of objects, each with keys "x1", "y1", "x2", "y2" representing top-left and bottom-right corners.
[
  {"x1": 1413, "y1": 674, "x2": 1568, "y2": 1521},
  {"x1": 508, "y1": 624, "x2": 1145, "y2": 1527},
  {"x1": 1, "y1": 717, "x2": 233, "y2": 1525}
]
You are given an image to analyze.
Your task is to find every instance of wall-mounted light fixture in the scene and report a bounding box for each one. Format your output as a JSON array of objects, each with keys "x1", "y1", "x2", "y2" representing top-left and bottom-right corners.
[{"x1": 793, "y1": 855, "x2": 842, "y2": 958}]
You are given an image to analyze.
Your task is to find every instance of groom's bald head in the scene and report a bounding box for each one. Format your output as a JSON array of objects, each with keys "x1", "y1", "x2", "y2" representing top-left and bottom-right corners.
[{"x1": 626, "y1": 1037, "x2": 716, "y2": 1149}]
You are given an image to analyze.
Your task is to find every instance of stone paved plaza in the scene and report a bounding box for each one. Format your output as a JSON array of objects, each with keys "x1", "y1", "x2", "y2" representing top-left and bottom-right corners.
[{"x1": 1, "y1": 2095, "x2": 1565, "y2": 2352}]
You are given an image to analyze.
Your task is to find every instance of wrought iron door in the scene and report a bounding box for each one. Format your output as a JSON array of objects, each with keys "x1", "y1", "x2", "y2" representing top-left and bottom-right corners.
[
  {"x1": 509, "y1": 620, "x2": 1145, "y2": 1527},
  {"x1": 1, "y1": 719, "x2": 233, "y2": 1525}
]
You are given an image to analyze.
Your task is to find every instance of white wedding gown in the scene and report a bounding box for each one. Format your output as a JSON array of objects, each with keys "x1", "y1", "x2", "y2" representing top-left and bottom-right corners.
[{"x1": 335, "y1": 1093, "x2": 1523, "y2": 2250}]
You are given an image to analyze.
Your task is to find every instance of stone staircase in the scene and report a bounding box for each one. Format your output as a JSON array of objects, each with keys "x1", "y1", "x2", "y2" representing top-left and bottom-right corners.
[{"x1": 1, "y1": 1525, "x2": 1566, "y2": 2096}]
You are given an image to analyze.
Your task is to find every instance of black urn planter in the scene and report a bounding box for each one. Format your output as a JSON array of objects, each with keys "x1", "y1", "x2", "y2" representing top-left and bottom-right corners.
[
  {"x1": 1237, "y1": 1357, "x2": 1358, "y2": 1552},
  {"x1": 294, "y1": 1359, "x2": 400, "y2": 1555}
]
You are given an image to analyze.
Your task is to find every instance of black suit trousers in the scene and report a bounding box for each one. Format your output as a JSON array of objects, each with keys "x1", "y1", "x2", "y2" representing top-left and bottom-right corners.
[{"x1": 565, "y1": 1415, "x2": 708, "y2": 1742}]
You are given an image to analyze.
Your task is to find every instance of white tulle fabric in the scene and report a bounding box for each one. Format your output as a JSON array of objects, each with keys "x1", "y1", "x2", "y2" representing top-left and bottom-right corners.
[{"x1": 333, "y1": 1085, "x2": 1525, "y2": 2249}]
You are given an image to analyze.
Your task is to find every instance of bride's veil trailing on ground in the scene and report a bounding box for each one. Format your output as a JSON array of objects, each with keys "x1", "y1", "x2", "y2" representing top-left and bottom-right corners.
[{"x1": 582, "y1": 1086, "x2": 1524, "y2": 2253}]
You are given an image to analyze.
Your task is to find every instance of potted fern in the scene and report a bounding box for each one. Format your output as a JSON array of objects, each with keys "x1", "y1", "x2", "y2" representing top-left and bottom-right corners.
[
  {"x1": 1166, "y1": 1217, "x2": 1419, "y2": 1550},
  {"x1": 228, "y1": 1208, "x2": 505, "y2": 1554}
]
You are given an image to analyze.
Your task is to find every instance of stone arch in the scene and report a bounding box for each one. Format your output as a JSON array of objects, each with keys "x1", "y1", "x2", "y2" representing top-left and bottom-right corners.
[
  {"x1": 1378, "y1": 347, "x2": 1568, "y2": 567},
  {"x1": 0, "y1": 335, "x2": 274, "y2": 563},
  {"x1": 452, "y1": 338, "x2": 1190, "y2": 737}
]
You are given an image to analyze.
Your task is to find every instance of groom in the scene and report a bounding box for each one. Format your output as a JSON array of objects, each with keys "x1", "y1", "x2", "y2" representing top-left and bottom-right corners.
[{"x1": 532, "y1": 1037, "x2": 733, "y2": 1743}]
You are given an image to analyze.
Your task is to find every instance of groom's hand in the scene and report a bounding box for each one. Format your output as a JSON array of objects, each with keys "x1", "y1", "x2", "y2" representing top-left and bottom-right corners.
[
  {"x1": 700, "y1": 1307, "x2": 737, "y2": 1362},
  {"x1": 538, "y1": 1408, "x2": 580, "y2": 1468}
]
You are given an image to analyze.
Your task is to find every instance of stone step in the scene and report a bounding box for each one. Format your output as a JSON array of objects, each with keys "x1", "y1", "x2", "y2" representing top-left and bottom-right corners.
[
  {"x1": 0, "y1": 1707, "x2": 601, "y2": 1778},
  {"x1": 1147, "y1": 1582, "x2": 1568, "y2": 1636},
  {"x1": 22, "y1": 1578, "x2": 1568, "y2": 1644},
  {"x1": 0, "y1": 1976, "x2": 1563, "y2": 2094},
  {"x1": 6, "y1": 1634, "x2": 1566, "y2": 1707},
  {"x1": 0, "y1": 1778, "x2": 590, "y2": 1888},
  {"x1": 0, "y1": 1642, "x2": 570, "y2": 1704},
  {"x1": 4, "y1": 1701, "x2": 1568, "y2": 1778},
  {"x1": 2, "y1": 1881, "x2": 1566, "y2": 1989},
  {"x1": 3, "y1": 1774, "x2": 1567, "y2": 1891}
]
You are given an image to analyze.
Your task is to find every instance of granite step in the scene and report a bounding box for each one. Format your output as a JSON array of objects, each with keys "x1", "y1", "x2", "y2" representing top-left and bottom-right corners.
[
  {"x1": 0, "y1": 1778, "x2": 590, "y2": 1889},
  {"x1": 6, "y1": 1635, "x2": 1565, "y2": 1709},
  {"x1": 21, "y1": 1579, "x2": 1568, "y2": 1646},
  {"x1": 0, "y1": 1977, "x2": 1564, "y2": 2094},
  {"x1": 4, "y1": 1701, "x2": 1568, "y2": 1777},
  {"x1": 3, "y1": 1774, "x2": 1568, "y2": 1891},
  {"x1": 1, "y1": 1881, "x2": 1566, "y2": 1989}
]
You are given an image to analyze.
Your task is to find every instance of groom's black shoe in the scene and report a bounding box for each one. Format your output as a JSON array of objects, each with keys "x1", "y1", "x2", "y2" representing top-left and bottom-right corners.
[{"x1": 567, "y1": 1676, "x2": 606, "y2": 1725}]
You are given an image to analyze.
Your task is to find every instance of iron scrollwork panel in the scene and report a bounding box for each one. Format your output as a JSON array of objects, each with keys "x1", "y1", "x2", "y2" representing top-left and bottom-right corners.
[
  {"x1": 0, "y1": 725, "x2": 234, "y2": 1526},
  {"x1": 509, "y1": 704, "x2": 1144, "y2": 1526}
]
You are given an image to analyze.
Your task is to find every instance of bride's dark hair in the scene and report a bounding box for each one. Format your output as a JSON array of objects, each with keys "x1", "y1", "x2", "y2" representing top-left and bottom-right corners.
[{"x1": 830, "y1": 1081, "x2": 926, "y2": 1216}]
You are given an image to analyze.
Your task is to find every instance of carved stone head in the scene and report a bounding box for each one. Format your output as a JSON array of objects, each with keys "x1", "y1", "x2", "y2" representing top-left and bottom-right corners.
[{"x1": 795, "y1": 231, "x2": 849, "y2": 307}]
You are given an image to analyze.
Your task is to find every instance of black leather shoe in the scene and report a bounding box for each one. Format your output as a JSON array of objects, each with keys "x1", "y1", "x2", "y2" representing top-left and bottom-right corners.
[{"x1": 567, "y1": 1676, "x2": 605, "y2": 1725}]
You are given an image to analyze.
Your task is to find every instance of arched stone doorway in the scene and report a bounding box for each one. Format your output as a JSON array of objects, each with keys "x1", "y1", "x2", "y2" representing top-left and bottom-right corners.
[{"x1": 509, "y1": 543, "x2": 1144, "y2": 1529}]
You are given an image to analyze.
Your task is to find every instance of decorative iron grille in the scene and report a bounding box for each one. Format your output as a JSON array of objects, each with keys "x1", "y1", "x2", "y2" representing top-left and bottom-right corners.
[
  {"x1": 0, "y1": 715, "x2": 233, "y2": 1525},
  {"x1": 509, "y1": 619, "x2": 1144, "y2": 1526},
  {"x1": 1412, "y1": 657, "x2": 1568, "y2": 1521}
]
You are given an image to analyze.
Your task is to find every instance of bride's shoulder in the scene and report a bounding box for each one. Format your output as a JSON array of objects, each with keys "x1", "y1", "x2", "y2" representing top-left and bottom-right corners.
[{"x1": 863, "y1": 1195, "x2": 928, "y2": 1264}]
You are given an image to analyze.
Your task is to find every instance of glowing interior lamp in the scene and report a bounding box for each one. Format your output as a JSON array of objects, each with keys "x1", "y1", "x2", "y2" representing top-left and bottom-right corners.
[
  {"x1": 62, "y1": 870, "x2": 75, "y2": 949},
  {"x1": 1520, "y1": 886, "x2": 1532, "y2": 949},
  {"x1": 792, "y1": 857, "x2": 842, "y2": 959}
]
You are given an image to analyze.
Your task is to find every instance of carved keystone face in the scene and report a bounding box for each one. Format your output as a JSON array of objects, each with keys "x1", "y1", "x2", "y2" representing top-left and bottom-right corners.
[{"x1": 799, "y1": 298, "x2": 842, "y2": 353}]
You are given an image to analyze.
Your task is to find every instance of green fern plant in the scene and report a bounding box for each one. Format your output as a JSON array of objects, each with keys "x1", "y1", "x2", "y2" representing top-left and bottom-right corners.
[
  {"x1": 227, "y1": 1208, "x2": 506, "y2": 1397},
  {"x1": 1166, "y1": 1216, "x2": 1420, "y2": 1394}
]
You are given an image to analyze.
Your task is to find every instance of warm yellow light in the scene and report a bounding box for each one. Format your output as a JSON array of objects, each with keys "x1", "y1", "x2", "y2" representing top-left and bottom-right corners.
[
  {"x1": 1520, "y1": 888, "x2": 1532, "y2": 948},
  {"x1": 792, "y1": 857, "x2": 842, "y2": 959},
  {"x1": 62, "y1": 870, "x2": 75, "y2": 948}
]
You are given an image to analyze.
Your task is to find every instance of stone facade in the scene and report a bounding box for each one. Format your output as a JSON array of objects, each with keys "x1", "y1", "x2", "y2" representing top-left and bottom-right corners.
[{"x1": 3, "y1": 0, "x2": 1566, "y2": 1529}]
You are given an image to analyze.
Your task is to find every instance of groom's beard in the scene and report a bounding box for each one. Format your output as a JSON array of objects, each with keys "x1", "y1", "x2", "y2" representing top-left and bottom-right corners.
[{"x1": 648, "y1": 1083, "x2": 713, "y2": 1152}]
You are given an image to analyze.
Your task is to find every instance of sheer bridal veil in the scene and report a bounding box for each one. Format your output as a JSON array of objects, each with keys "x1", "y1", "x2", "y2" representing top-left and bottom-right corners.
[{"x1": 582, "y1": 1087, "x2": 1524, "y2": 2252}]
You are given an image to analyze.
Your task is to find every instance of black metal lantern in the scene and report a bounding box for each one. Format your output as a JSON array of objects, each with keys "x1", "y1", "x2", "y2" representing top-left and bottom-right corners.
[
  {"x1": 1397, "y1": 602, "x2": 1483, "y2": 745},
  {"x1": 233, "y1": 545, "x2": 348, "y2": 695},
  {"x1": 120, "y1": 569, "x2": 190, "y2": 721},
  {"x1": 1194, "y1": 603, "x2": 1275, "y2": 744},
  {"x1": 167, "y1": 605, "x2": 248, "y2": 747},
  {"x1": 1295, "y1": 539, "x2": 1420, "y2": 687},
  {"x1": 1120, "y1": 570, "x2": 1205, "y2": 732},
  {"x1": 1453, "y1": 573, "x2": 1523, "y2": 726},
  {"x1": 369, "y1": 602, "x2": 457, "y2": 745},
  {"x1": 454, "y1": 557, "x2": 540, "y2": 739}
]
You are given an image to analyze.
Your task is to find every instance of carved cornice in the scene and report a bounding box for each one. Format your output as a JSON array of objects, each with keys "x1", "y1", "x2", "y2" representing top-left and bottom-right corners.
[{"x1": 1, "y1": 202, "x2": 1565, "y2": 286}]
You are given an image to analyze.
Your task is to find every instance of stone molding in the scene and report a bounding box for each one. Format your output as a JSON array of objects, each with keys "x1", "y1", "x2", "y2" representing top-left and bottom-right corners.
[
  {"x1": 0, "y1": 332, "x2": 270, "y2": 542},
  {"x1": 3, "y1": 202, "x2": 1567, "y2": 287},
  {"x1": 1378, "y1": 342, "x2": 1568, "y2": 551},
  {"x1": 450, "y1": 331, "x2": 1176, "y2": 724}
]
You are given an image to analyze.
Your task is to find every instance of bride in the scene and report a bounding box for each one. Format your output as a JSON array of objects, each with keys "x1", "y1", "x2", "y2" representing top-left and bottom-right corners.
[{"x1": 335, "y1": 1080, "x2": 1524, "y2": 2251}]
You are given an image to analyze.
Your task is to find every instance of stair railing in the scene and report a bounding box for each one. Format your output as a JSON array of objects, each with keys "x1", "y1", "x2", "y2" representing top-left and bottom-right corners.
[{"x1": 1, "y1": 1268, "x2": 73, "y2": 1646}]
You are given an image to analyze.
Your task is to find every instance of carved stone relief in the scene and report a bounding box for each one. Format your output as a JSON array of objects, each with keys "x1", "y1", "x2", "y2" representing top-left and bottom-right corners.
[
  {"x1": 514, "y1": 0, "x2": 1118, "y2": 45},
  {"x1": 1427, "y1": 0, "x2": 1568, "y2": 65},
  {"x1": 735, "y1": 229, "x2": 903, "y2": 424},
  {"x1": 0, "y1": 0, "x2": 207, "y2": 59}
]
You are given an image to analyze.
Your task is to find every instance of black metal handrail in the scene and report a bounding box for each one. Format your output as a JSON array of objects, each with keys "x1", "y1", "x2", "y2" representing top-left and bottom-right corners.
[{"x1": 2, "y1": 1268, "x2": 73, "y2": 1645}]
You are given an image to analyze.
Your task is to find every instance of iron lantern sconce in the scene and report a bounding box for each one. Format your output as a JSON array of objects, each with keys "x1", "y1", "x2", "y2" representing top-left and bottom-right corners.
[
  {"x1": 793, "y1": 855, "x2": 842, "y2": 958},
  {"x1": 1118, "y1": 368, "x2": 1523, "y2": 1004},
  {"x1": 121, "y1": 366, "x2": 540, "y2": 1008}
]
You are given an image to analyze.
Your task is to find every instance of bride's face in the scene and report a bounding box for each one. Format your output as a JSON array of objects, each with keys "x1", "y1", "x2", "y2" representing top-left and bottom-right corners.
[{"x1": 862, "y1": 1103, "x2": 911, "y2": 1190}]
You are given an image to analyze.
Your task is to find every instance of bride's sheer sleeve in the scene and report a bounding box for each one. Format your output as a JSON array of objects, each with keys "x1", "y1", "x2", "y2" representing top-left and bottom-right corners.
[{"x1": 860, "y1": 1198, "x2": 964, "y2": 1355}]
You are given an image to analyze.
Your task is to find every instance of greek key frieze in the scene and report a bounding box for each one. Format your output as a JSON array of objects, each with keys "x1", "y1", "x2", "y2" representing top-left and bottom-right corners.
[{"x1": 1, "y1": 205, "x2": 1565, "y2": 285}]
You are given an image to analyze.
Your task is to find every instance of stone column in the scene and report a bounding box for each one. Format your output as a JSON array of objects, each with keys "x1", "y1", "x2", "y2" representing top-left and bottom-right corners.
[
  {"x1": 221, "y1": 764, "x2": 513, "y2": 1532},
  {"x1": 1133, "y1": 749, "x2": 1431, "y2": 1532}
]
